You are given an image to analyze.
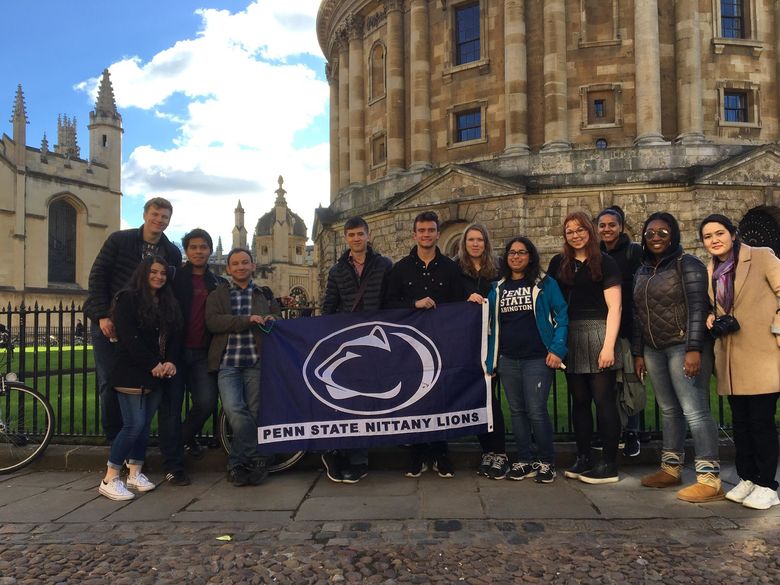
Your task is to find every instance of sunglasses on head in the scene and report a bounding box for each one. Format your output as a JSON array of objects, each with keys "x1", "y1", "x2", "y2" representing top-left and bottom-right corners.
[{"x1": 644, "y1": 228, "x2": 671, "y2": 240}]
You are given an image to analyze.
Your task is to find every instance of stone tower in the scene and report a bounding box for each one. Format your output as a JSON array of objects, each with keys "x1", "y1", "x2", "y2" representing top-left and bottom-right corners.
[
  {"x1": 55, "y1": 114, "x2": 80, "y2": 158},
  {"x1": 88, "y1": 69, "x2": 123, "y2": 193},
  {"x1": 232, "y1": 200, "x2": 247, "y2": 249}
]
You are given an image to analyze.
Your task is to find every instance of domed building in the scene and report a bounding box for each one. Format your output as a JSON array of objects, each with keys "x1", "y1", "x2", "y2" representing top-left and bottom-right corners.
[{"x1": 314, "y1": 0, "x2": 780, "y2": 287}]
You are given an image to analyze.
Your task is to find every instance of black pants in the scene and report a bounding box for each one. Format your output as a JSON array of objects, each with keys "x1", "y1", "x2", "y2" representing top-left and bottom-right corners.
[
  {"x1": 477, "y1": 376, "x2": 507, "y2": 454},
  {"x1": 728, "y1": 393, "x2": 779, "y2": 491},
  {"x1": 568, "y1": 370, "x2": 620, "y2": 465}
]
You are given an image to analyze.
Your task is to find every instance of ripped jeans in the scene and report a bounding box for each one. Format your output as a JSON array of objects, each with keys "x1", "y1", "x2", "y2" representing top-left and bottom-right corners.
[{"x1": 499, "y1": 355, "x2": 555, "y2": 464}]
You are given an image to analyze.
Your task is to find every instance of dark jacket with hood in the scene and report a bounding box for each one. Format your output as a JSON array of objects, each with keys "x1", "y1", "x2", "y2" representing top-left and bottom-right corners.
[
  {"x1": 601, "y1": 233, "x2": 642, "y2": 339},
  {"x1": 85, "y1": 226, "x2": 182, "y2": 322},
  {"x1": 631, "y1": 244, "x2": 710, "y2": 355},
  {"x1": 321, "y1": 246, "x2": 392, "y2": 314},
  {"x1": 172, "y1": 263, "x2": 227, "y2": 348}
]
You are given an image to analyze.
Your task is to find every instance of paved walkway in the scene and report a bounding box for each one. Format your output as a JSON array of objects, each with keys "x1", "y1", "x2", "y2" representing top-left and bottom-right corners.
[{"x1": 0, "y1": 446, "x2": 778, "y2": 583}]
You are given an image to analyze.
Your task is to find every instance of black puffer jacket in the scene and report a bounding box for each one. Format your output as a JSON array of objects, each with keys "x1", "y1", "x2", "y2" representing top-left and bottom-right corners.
[
  {"x1": 601, "y1": 233, "x2": 642, "y2": 339},
  {"x1": 631, "y1": 246, "x2": 710, "y2": 354},
  {"x1": 84, "y1": 227, "x2": 182, "y2": 322},
  {"x1": 321, "y1": 246, "x2": 392, "y2": 314}
]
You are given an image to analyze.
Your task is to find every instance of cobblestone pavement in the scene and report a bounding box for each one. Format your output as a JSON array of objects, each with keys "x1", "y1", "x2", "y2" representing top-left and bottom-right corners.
[{"x1": 0, "y1": 464, "x2": 778, "y2": 584}]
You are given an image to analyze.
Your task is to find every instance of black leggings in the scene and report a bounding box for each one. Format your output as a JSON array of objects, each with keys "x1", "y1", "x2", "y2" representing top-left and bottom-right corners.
[
  {"x1": 477, "y1": 377, "x2": 506, "y2": 454},
  {"x1": 567, "y1": 370, "x2": 620, "y2": 464}
]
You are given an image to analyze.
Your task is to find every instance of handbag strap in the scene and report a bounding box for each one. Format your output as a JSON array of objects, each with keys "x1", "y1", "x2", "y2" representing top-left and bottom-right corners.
[{"x1": 350, "y1": 270, "x2": 372, "y2": 312}]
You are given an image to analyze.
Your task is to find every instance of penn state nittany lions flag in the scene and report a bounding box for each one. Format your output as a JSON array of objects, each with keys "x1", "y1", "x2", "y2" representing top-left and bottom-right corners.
[{"x1": 257, "y1": 302, "x2": 492, "y2": 453}]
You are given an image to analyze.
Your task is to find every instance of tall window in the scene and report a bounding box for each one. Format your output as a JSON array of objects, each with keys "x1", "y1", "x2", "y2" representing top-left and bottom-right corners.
[
  {"x1": 455, "y1": 109, "x2": 481, "y2": 142},
  {"x1": 721, "y1": 0, "x2": 744, "y2": 39},
  {"x1": 369, "y1": 43, "x2": 385, "y2": 100},
  {"x1": 724, "y1": 91, "x2": 747, "y2": 122},
  {"x1": 48, "y1": 199, "x2": 76, "y2": 283},
  {"x1": 455, "y1": 4, "x2": 480, "y2": 65}
]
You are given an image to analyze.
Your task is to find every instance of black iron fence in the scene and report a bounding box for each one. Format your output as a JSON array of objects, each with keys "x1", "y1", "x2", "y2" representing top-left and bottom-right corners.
[{"x1": 0, "y1": 302, "x2": 752, "y2": 445}]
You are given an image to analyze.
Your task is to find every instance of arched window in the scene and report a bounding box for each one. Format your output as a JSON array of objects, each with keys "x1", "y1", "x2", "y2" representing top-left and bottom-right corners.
[
  {"x1": 369, "y1": 42, "x2": 386, "y2": 101},
  {"x1": 48, "y1": 199, "x2": 77, "y2": 283}
]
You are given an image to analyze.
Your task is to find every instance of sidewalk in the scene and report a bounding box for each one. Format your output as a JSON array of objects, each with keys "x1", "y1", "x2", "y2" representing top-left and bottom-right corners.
[{"x1": 1, "y1": 444, "x2": 778, "y2": 584}]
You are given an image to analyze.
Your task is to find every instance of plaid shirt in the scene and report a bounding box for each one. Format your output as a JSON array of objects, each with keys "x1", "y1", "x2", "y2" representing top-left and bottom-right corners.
[{"x1": 221, "y1": 281, "x2": 259, "y2": 368}]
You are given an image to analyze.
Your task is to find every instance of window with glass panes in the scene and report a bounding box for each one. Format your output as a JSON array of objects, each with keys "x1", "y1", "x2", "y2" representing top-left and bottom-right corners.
[
  {"x1": 455, "y1": 4, "x2": 480, "y2": 65},
  {"x1": 724, "y1": 91, "x2": 747, "y2": 122},
  {"x1": 455, "y1": 110, "x2": 481, "y2": 142},
  {"x1": 721, "y1": 0, "x2": 744, "y2": 38}
]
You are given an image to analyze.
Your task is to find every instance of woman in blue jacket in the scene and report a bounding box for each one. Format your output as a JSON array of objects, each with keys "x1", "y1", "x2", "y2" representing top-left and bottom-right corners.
[{"x1": 486, "y1": 236, "x2": 568, "y2": 483}]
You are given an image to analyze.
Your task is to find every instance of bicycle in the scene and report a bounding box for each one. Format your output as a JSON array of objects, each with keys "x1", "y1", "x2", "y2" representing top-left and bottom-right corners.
[
  {"x1": 216, "y1": 409, "x2": 304, "y2": 473},
  {"x1": 0, "y1": 337, "x2": 55, "y2": 473}
]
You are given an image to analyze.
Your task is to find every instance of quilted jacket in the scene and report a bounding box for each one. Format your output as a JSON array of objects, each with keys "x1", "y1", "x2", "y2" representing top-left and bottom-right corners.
[
  {"x1": 321, "y1": 246, "x2": 392, "y2": 314},
  {"x1": 631, "y1": 246, "x2": 710, "y2": 354}
]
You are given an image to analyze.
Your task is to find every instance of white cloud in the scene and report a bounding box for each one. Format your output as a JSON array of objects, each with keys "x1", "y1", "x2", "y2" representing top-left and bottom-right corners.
[{"x1": 76, "y1": 0, "x2": 330, "y2": 245}]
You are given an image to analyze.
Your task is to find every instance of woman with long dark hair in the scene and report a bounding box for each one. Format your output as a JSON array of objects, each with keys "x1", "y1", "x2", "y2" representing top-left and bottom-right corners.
[
  {"x1": 597, "y1": 206, "x2": 644, "y2": 457},
  {"x1": 548, "y1": 211, "x2": 622, "y2": 484},
  {"x1": 456, "y1": 224, "x2": 508, "y2": 478},
  {"x1": 633, "y1": 212, "x2": 721, "y2": 503},
  {"x1": 97, "y1": 256, "x2": 182, "y2": 501},
  {"x1": 699, "y1": 214, "x2": 780, "y2": 510},
  {"x1": 486, "y1": 236, "x2": 568, "y2": 483}
]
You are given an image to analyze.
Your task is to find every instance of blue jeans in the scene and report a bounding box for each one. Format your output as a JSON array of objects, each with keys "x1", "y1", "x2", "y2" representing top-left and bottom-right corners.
[
  {"x1": 642, "y1": 342, "x2": 719, "y2": 464},
  {"x1": 91, "y1": 321, "x2": 122, "y2": 441},
  {"x1": 157, "y1": 377, "x2": 185, "y2": 473},
  {"x1": 499, "y1": 355, "x2": 555, "y2": 464},
  {"x1": 180, "y1": 348, "x2": 219, "y2": 445},
  {"x1": 218, "y1": 362, "x2": 262, "y2": 471},
  {"x1": 107, "y1": 390, "x2": 162, "y2": 469}
]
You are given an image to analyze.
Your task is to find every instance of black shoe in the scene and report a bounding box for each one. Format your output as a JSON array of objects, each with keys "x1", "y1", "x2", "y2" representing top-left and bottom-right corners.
[
  {"x1": 563, "y1": 455, "x2": 593, "y2": 479},
  {"x1": 477, "y1": 452, "x2": 495, "y2": 477},
  {"x1": 534, "y1": 462, "x2": 557, "y2": 484},
  {"x1": 165, "y1": 470, "x2": 191, "y2": 486},
  {"x1": 321, "y1": 451, "x2": 343, "y2": 483},
  {"x1": 228, "y1": 466, "x2": 250, "y2": 487},
  {"x1": 433, "y1": 453, "x2": 454, "y2": 478},
  {"x1": 623, "y1": 432, "x2": 641, "y2": 457},
  {"x1": 248, "y1": 460, "x2": 269, "y2": 485},
  {"x1": 341, "y1": 464, "x2": 368, "y2": 484},
  {"x1": 405, "y1": 451, "x2": 428, "y2": 478},
  {"x1": 184, "y1": 440, "x2": 205, "y2": 460},
  {"x1": 578, "y1": 462, "x2": 619, "y2": 485}
]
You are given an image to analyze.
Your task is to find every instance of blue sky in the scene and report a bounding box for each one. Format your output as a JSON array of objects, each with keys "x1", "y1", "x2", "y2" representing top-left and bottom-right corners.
[{"x1": 1, "y1": 0, "x2": 329, "y2": 246}]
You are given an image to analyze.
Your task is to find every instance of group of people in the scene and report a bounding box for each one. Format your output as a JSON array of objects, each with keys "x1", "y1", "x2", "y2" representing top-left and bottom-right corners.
[{"x1": 84, "y1": 196, "x2": 780, "y2": 512}]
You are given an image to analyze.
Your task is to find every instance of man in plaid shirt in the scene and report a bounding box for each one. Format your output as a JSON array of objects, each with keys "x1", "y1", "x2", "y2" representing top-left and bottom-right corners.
[{"x1": 205, "y1": 248, "x2": 281, "y2": 486}]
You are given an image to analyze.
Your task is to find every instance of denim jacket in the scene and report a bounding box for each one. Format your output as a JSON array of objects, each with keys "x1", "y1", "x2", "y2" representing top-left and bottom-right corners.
[{"x1": 485, "y1": 275, "x2": 569, "y2": 374}]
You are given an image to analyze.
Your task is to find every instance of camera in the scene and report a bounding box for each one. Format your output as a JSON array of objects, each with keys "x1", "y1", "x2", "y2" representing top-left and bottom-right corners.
[{"x1": 709, "y1": 314, "x2": 740, "y2": 338}]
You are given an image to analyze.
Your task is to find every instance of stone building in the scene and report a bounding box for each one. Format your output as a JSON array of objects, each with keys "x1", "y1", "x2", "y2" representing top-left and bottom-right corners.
[
  {"x1": 314, "y1": 0, "x2": 780, "y2": 292},
  {"x1": 214, "y1": 176, "x2": 319, "y2": 308},
  {"x1": 0, "y1": 70, "x2": 122, "y2": 308}
]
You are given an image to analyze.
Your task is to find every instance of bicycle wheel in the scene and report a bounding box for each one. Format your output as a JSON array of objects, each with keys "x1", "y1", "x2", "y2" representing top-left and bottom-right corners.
[
  {"x1": 216, "y1": 410, "x2": 304, "y2": 473},
  {"x1": 0, "y1": 382, "x2": 54, "y2": 474}
]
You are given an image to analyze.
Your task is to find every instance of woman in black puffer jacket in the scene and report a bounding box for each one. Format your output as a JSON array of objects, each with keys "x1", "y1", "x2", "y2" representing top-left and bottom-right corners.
[{"x1": 632, "y1": 212, "x2": 721, "y2": 503}]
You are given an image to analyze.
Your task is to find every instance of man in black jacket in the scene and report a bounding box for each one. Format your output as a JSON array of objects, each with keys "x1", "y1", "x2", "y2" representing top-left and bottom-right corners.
[
  {"x1": 320, "y1": 217, "x2": 392, "y2": 483},
  {"x1": 385, "y1": 211, "x2": 465, "y2": 478},
  {"x1": 164, "y1": 228, "x2": 226, "y2": 485},
  {"x1": 84, "y1": 197, "x2": 182, "y2": 441}
]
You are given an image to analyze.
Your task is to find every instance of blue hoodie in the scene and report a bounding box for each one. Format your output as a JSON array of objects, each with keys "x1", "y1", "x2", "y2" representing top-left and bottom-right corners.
[{"x1": 485, "y1": 275, "x2": 569, "y2": 374}]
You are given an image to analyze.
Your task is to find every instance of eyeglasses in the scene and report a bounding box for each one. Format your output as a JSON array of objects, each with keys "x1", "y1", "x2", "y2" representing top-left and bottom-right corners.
[
  {"x1": 643, "y1": 228, "x2": 671, "y2": 240},
  {"x1": 506, "y1": 250, "x2": 529, "y2": 257},
  {"x1": 564, "y1": 227, "x2": 587, "y2": 238}
]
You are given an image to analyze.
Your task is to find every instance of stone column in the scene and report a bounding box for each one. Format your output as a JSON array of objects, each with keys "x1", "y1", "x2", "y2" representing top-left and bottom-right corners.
[
  {"x1": 409, "y1": 0, "x2": 431, "y2": 169},
  {"x1": 541, "y1": 0, "x2": 570, "y2": 151},
  {"x1": 327, "y1": 62, "x2": 340, "y2": 201},
  {"x1": 348, "y1": 15, "x2": 366, "y2": 185},
  {"x1": 776, "y1": 1, "x2": 780, "y2": 130},
  {"x1": 674, "y1": 0, "x2": 705, "y2": 143},
  {"x1": 634, "y1": 0, "x2": 666, "y2": 145},
  {"x1": 337, "y1": 35, "x2": 350, "y2": 189},
  {"x1": 504, "y1": 0, "x2": 529, "y2": 154},
  {"x1": 386, "y1": 0, "x2": 406, "y2": 172}
]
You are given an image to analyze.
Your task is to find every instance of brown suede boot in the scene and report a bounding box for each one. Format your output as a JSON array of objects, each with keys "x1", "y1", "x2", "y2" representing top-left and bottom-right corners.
[
  {"x1": 641, "y1": 468, "x2": 682, "y2": 488},
  {"x1": 676, "y1": 472, "x2": 725, "y2": 503}
]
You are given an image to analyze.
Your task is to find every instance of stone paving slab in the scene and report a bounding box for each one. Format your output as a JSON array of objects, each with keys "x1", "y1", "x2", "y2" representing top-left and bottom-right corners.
[{"x1": 0, "y1": 488, "x2": 96, "y2": 523}]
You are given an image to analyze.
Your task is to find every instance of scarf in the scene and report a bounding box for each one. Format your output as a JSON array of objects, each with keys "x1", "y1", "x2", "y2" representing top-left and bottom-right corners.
[{"x1": 712, "y1": 251, "x2": 736, "y2": 314}]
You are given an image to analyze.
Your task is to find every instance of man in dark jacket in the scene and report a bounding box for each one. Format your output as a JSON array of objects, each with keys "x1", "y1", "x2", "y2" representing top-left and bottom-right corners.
[
  {"x1": 164, "y1": 228, "x2": 226, "y2": 486},
  {"x1": 320, "y1": 216, "x2": 392, "y2": 484},
  {"x1": 385, "y1": 210, "x2": 465, "y2": 478},
  {"x1": 84, "y1": 197, "x2": 182, "y2": 441}
]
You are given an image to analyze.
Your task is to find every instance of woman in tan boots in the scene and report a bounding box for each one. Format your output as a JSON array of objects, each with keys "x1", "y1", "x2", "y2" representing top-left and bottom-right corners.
[{"x1": 699, "y1": 214, "x2": 780, "y2": 510}]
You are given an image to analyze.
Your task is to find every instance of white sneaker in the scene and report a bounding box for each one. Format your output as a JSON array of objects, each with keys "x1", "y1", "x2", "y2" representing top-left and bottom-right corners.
[
  {"x1": 99, "y1": 477, "x2": 135, "y2": 501},
  {"x1": 725, "y1": 479, "x2": 755, "y2": 503},
  {"x1": 127, "y1": 473, "x2": 156, "y2": 492},
  {"x1": 742, "y1": 486, "x2": 780, "y2": 510}
]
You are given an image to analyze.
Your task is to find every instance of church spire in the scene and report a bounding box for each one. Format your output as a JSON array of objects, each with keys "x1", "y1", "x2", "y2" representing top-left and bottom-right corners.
[
  {"x1": 10, "y1": 84, "x2": 28, "y2": 125},
  {"x1": 94, "y1": 69, "x2": 119, "y2": 119}
]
